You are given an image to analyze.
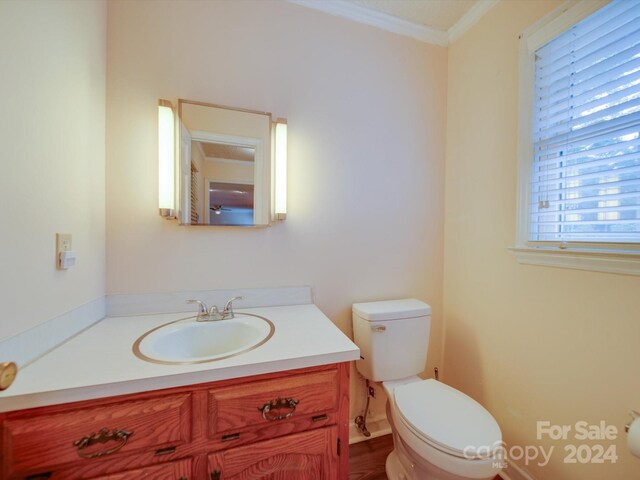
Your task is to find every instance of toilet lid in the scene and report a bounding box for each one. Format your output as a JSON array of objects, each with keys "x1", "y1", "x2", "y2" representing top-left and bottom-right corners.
[{"x1": 394, "y1": 379, "x2": 501, "y2": 458}]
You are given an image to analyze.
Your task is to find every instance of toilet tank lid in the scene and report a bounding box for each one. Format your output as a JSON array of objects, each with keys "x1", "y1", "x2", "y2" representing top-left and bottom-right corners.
[{"x1": 352, "y1": 299, "x2": 431, "y2": 321}]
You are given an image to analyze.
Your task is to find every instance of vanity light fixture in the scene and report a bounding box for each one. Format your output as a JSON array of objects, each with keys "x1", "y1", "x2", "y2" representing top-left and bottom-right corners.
[
  {"x1": 158, "y1": 99, "x2": 176, "y2": 218},
  {"x1": 274, "y1": 119, "x2": 288, "y2": 220}
]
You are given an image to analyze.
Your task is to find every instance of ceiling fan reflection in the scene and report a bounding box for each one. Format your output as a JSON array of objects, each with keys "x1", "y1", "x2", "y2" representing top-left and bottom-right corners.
[{"x1": 210, "y1": 205, "x2": 231, "y2": 215}]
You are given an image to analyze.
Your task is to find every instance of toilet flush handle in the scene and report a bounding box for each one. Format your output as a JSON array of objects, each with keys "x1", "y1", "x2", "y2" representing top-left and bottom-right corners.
[{"x1": 371, "y1": 325, "x2": 386, "y2": 332}]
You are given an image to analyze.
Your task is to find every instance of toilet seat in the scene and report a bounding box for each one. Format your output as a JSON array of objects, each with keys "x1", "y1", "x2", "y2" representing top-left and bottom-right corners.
[{"x1": 393, "y1": 379, "x2": 501, "y2": 459}]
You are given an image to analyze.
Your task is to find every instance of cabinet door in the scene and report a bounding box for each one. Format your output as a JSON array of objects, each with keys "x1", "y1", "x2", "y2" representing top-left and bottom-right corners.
[
  {"x1": 88, "y1": 458, "x2": 192, "y2": 479},
  {"x1": 207, "y1": 427, "x2": 338, "y2": 480}
]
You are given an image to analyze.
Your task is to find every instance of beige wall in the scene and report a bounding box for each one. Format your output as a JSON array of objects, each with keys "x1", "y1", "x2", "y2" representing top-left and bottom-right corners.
[
  {"x1": 106, "y1": 0, "x2": 447, "y2": 418},
  {"x1": 0, "y1": 0, "x2": 106, "y2": 341},
  {"x1": 444, "y1": 1, "x2": 640, "y2": 478}
]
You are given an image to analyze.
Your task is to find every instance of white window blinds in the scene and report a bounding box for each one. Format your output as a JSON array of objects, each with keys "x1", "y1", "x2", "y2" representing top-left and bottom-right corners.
[{"x1": 530, "y1": 0, "x2": 640, "y2": 244}]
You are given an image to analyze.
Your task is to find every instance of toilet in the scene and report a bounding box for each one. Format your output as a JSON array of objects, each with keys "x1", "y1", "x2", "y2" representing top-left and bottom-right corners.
[{"x1": 352, "y1": 299, "x2": 503, "y2": 480}]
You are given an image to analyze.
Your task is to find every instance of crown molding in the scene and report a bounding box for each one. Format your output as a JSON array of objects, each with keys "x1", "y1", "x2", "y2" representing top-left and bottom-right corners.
[
  {"x1": 288, "y1": 0, "x2": 449, "y2": 46},
  {"x1": 448, "y1": 0, "x2": 500, "y2": 44},
  {"x1": 288, "y1": 0, "x2": 499, "y2": 47}
]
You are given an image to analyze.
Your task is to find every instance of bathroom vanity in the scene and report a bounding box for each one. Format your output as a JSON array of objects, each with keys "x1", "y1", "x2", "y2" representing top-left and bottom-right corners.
[{"x1": 0, "y1": 303, "x2": 358, "y2": 479}]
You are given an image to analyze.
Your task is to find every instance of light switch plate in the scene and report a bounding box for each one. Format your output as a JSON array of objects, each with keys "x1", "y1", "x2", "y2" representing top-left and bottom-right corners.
[
  {"x1": 56, "y1": 233, "x2": 72, "y2": 269},
  {"x1": 56, "y1": 233, "x2": 72, "y2": 253}
]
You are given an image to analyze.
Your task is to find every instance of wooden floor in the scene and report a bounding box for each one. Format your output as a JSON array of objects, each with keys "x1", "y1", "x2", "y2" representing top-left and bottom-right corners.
[
  {"x1": 349, "y1": 434, "x2": 393, "y2": 480},
  {"x1": 348, "y1": 434, "x2": 501, "y2": 480}
]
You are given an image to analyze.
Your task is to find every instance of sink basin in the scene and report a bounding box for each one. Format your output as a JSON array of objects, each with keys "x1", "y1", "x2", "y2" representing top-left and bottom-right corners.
[{"x1": 133, "y1": 313, "x2": 275, "y2": 364}]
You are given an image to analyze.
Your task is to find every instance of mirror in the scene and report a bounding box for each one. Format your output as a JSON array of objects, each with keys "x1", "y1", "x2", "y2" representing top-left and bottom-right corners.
[{"x1": 178, "y1": 100, "x2": 272, "y2": 226}]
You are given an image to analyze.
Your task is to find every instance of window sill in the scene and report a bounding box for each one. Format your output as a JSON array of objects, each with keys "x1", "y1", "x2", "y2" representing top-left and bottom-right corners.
[{"x1": 509, "y1": 246, "x2": 640, "y2": 276}]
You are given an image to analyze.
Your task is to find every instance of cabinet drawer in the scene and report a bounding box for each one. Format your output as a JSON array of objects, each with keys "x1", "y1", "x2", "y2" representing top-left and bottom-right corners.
[
  {"x1": 208, "y1": 369, "x2": 338, "y2": 436},
  {"x1": 3, "y1": 393, "x2": 191, "y2": 476}
]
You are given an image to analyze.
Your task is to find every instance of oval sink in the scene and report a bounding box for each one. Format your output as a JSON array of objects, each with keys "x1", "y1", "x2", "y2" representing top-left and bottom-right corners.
[{"x1": 133, "y1": 313, "x2": 275, "y2": 364}]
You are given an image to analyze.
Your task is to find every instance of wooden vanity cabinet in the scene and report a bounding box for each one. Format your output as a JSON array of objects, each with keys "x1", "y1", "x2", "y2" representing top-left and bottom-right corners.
[{"x1": 0, "y1": 363, "x2": 350, "y2": 480}]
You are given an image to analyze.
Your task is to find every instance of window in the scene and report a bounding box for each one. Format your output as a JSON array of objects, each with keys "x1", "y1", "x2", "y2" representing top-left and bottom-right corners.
[{"x1": 515, "y1": 0, "x2": 640, "y2": 275}]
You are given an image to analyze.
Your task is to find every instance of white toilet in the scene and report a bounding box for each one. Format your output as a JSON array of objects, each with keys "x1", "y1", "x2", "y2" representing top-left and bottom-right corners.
[{"x1": 353, "y1": 299, "x2": 503, "y2": 480}]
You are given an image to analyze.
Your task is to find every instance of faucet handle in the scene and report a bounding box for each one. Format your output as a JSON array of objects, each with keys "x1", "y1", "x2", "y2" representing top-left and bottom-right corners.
[
  {"x1": 186, "y1": 299, "x2": 209, "y2": 320},
  {"x1": 223, "y1": 296, "x2": 244, "y2": 318}
]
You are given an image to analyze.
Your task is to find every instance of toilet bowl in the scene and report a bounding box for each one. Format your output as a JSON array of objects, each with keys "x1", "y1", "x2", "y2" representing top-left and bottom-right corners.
[
  {"x1": 383, "y1": 377, "x2": 502, "y2": 480},
  {"x1": 352, "y1": 299, "x2": 503, "y2": 480}
]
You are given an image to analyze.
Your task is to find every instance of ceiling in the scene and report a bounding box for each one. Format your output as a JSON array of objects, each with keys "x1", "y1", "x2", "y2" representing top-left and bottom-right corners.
[
  {"x1": 289, "y1": 0, "x2": 499, "y2": 45},
  {"x1": 198, "y1": 142, "x2": 255, "y2": 162}
]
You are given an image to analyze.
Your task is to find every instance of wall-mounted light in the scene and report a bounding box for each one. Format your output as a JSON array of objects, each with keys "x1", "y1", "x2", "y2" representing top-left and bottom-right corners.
[
  {"x1": 158, "y1": 99, "x2": 175, "y2": 218},
  {"x1": 274, "y1": 119, "x2": 288, "y2": 221}
]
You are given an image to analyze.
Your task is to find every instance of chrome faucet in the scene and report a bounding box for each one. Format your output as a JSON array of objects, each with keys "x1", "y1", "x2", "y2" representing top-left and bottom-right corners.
[
  {"x1": 223, "y1": 296, "x2": 244, "y2": 319},
  {"x1": 207, "y1": 305, "x2": 223, "y2": 321},
  {"x1": 186, "y1": 296, "x2": 244, "y2": 321},
  {"x1": 186, "y1": 299, "x2": 209, "y2": 321}
]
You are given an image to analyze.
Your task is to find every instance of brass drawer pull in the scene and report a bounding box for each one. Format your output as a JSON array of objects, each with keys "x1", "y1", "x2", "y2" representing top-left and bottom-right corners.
[
  {"x1": 72, "y1": 427, "x2": 133, "y2": 458},
  {"x1": 312, "y1": 414, "x2": 328, "y2": 422},
  {"x1": 26, "y1": 472, "x2": 53, "y2": 480},
  {"x1": 155, "y1": 446, "x2": 176, "y2": 456},
  {"x1": 258, "y1": 397, "x2": 299, "y2": 421},
  {"x1": 221, "y1": 432, "x2": 240, "y2": 442}
]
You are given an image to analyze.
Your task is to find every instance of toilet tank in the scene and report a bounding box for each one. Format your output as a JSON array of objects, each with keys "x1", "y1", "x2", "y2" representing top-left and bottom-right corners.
[{"x1": 353, "y1": 299, "x2": 431, "y2": 382}]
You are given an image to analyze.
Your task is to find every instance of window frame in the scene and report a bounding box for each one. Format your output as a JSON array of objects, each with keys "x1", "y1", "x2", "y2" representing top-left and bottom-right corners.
[{"x1": 513, "y1": 0, "x2": 640, "y2": 276}]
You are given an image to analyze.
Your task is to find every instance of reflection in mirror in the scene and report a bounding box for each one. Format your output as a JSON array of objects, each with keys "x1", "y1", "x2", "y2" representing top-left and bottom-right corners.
[
  {"x1": 178, "y1": 100, "x2": 271, "y2": 226},
  {"x1": 190, "y1": 140, "x2": 255, "y2": 226},
  {"x1": 208, "y1": 182, "x2": 254, "y2": 226}
]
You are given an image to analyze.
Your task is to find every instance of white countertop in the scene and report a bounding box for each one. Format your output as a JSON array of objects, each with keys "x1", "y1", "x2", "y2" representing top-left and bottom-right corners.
[{"x1": 0, "y1": 304, "x2": 359, "y2": 413}]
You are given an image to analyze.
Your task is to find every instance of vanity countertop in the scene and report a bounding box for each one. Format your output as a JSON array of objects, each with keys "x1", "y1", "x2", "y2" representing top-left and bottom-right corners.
[{"x1": 0, "y1": 304, "x2": 359, "y2": 413}]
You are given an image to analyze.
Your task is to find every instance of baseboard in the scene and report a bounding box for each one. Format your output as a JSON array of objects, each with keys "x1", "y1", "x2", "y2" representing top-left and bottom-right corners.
[
  {"x1": 499, "y1": 459, "x2": 537, "y2": 480},
  {"x1": 349, "y1": 414, "x2": 392, "y2": 444}
]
